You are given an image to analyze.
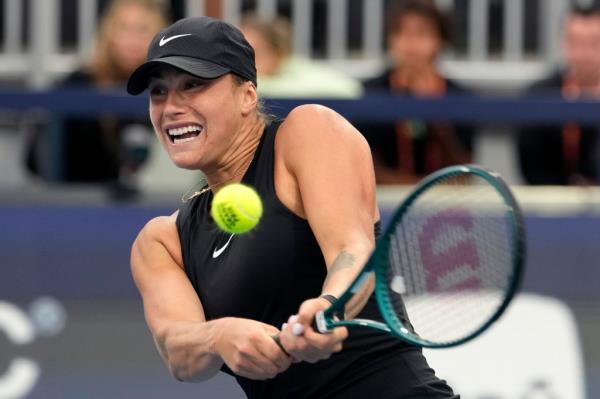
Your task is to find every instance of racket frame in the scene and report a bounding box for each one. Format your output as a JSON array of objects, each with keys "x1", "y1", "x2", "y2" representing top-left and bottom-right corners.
[{"x1": 315, "y1": 165, "x2": 526, "y2": 348}]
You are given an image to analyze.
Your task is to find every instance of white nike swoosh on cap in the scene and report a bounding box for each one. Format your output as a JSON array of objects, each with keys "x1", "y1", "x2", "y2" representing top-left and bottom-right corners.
[
  {"x1": 212, "y1": 234, "x2": 235, "y2": 259},
  {"x1": 159, "y1": 34, "x2": 192, "y2": 46}
]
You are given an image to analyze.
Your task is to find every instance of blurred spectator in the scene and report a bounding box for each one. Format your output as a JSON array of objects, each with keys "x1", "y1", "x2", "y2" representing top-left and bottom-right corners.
[
  {"x1": 359, "y1": 0, "x2": 474, "y2": 184},
  {"x1": 238, "y1": 14, "x2": 362, "y2": 98},
  {"x1": 26, "y1": 0, "x2": 168, "y2": 186},
  {"x1": 517, "y1": 4, "x2": 600, "y2": 185}
]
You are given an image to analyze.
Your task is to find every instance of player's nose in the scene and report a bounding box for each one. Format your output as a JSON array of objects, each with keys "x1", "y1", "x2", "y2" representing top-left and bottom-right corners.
[{"x1": 163, "y1": 90, "x2": 186, "y2": 116}]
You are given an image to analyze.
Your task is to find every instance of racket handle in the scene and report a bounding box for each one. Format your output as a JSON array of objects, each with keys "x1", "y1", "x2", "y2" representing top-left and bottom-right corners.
[
  {"x1": 315, "y1": 310, "x2": 331, "y2": 333},
  {"x1": 270, "y1": 333, "x2": 291, "y2": 357},
  {"x1": 290, "y1": 294, "x2": 337, "y2": 335},
  {"x1": 290, "y1": 311, "x2": 331, "y2": 336}
]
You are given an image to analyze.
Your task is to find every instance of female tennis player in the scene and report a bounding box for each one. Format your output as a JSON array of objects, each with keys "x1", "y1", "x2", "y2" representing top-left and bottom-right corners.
[{"x1": 128, "y1": 16, "x2": 458, "y2": 398}]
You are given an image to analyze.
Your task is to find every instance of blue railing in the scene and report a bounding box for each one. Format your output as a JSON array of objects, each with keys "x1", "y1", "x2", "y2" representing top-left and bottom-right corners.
[{"x1": 2, "y1": 89, "x2": 600, "y2": 123}]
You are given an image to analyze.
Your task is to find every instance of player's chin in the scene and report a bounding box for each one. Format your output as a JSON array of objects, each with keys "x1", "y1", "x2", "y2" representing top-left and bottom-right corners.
[
  {"x1": 168, "y1": 152, "x2": 205, "y2": 170},
  {"x1": 173, "y1": 159, "x2": 203, "y2": 170}
]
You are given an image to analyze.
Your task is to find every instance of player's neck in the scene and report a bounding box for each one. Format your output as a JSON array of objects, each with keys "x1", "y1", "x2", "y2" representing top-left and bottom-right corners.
[{"x1": 205, "y1": 116, "x2": 265, "y2": 191}]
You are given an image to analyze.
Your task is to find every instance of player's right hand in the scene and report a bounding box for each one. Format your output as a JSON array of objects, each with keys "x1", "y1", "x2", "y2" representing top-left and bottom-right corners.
[
  {"x1": 278, "y1": 297, "x2": 348, "y2": 363},
  {"x1": 214, "y1": 317, "x2": 292, "y2": 380}
]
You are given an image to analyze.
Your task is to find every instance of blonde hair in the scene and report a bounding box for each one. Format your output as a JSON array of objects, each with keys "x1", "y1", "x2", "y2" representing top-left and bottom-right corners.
[
  {"x1": 239, "y1": 14, "x2": 292, "y2": 58},
  {"x1": 89, "y1": 0, "x2": 168, "y2": 84},
  {"x1": 231, "y1": 74, "x2": 275, "y2": 125}
]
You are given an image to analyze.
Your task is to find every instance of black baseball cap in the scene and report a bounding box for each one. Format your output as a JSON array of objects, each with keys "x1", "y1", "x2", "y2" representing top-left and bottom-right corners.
[{"x1": 127, "y1": 16, "x2": 256, "y2": 95}]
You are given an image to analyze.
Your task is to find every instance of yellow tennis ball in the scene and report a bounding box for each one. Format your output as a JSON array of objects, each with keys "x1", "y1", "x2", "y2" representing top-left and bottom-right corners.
[{"x1": 210, "y1": 183, "x2": 263, "y2": 234}]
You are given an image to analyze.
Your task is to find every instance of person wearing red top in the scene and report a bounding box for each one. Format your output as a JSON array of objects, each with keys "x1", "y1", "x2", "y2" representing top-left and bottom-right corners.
[{"x1": 360, "y1": 0, "x2": 474, "y2": 184}]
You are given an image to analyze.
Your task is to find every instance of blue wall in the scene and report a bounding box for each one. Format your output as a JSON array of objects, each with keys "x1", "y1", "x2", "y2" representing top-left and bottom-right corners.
[{"x1": 3, "y1": 205, "x2": 600, "y2": 302}]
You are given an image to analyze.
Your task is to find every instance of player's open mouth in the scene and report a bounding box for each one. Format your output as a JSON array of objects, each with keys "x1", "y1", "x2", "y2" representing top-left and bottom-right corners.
[{"x1": 167, "y1": 124, "x2": 203, "y2": 144}]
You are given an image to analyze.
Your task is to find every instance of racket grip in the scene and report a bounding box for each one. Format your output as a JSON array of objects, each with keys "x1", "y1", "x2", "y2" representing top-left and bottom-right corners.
[
  {"x1": 290, "y1": 312, "x2": 330, "y2": 336},
  {"x1": 270, "y1": 333, "x2": 291, "y2": 357}
]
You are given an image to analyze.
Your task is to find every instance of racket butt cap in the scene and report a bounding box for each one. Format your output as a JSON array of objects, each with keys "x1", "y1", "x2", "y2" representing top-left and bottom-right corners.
[{"x1": 315, "y1": 311, "x2": 331, "y2": 333}]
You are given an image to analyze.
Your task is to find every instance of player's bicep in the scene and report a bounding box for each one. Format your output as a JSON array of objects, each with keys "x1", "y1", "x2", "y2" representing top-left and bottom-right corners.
[
  {"x1": 282, "y1": 105, "x2": 378, "y2": 264},
  {"x1": 131, "y1": 216, "x2": 205, "y2": 337}
]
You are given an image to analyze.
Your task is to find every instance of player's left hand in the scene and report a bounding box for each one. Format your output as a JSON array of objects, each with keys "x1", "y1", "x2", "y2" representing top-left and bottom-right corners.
[{"x1": 279, "y1": 297, "x2": 348, "y2": 363}]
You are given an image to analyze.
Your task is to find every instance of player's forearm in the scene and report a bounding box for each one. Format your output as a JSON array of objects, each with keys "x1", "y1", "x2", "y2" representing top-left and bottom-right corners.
[
  {"x1": 154, "y1": 319, "x2": 225, "y2": 382},
  {"x1": 322, "y1": 246, "x2": 374, "y2": 319}
]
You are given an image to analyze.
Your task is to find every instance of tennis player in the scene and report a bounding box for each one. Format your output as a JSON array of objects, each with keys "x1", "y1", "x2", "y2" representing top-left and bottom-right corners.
[{"x1": 129, "y1": 16, "x2": 458, "y2": 398}]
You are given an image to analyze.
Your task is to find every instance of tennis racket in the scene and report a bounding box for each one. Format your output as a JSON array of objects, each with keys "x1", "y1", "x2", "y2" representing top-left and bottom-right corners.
[{"x1": 310, "y1": 164, "x2": 525, "y2": 348}]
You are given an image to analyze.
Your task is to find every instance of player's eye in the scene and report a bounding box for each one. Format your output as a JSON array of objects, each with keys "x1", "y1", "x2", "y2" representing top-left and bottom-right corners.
[
  {"x1": 149, "y1": 85, "x2": 167, "y2": 97},
  {"x1": 184, "y1": 79, "x2": 205, "y2": 90}
]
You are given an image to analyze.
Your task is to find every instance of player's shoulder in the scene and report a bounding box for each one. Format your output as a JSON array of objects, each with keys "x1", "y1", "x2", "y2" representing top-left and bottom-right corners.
[
  {"x1": 278, "y1": 104, "x2": 368, "y2": 147},
  {"x1": 282, "y1": 104, "x2": 344, "y2": 130},
  {"x1": 134, "y1": 212, "x2": 179, "y2": 251},
  {"x1": 131, "y1": 212, "x2": 183, "y2": 270}
]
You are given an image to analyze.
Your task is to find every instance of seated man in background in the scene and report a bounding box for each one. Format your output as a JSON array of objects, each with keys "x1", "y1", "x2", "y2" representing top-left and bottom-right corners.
[
  {"x1": 238, "y1": 14, "x2": 362, "y2": 98},
  {"x1": 518, "y1": 4, "x2": 600, "y2": 185},
  {"x1": 360, "y1": 0, "x2": 474, "y2": 184},
  {"x1": 26, "y1": 0, "x2": 168, "y2": 187}
]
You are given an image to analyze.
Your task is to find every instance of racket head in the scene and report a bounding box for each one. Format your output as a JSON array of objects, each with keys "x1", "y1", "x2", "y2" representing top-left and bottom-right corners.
[{"x1": 373, "y1": 165, "x2": 525, "y2": 348}]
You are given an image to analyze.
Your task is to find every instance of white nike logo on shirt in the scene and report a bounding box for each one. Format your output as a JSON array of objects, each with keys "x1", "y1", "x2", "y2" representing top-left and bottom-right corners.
[
  {"x1": 212, "y1": 234, "x2": 235, "y2": 258},
  {"x1": 159, "y1": 34, "x2": 192, "y2": 46}
]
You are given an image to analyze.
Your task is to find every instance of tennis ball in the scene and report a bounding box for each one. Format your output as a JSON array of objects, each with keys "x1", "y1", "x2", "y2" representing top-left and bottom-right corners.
[{"x1": 211, "y1": 183, "x2": 263, "y2": 234}]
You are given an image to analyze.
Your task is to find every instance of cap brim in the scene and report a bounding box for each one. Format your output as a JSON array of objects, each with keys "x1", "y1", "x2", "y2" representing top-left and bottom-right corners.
[{"x1": 127, "y1": 56, "x2": 231, "y2": 95}]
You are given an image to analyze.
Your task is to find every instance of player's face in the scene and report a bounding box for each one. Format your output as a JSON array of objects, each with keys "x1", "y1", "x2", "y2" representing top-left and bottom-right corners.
[
  {"x1": 148, "y1": 68, "x2": 246, "y2": 170},
  {"x1": 388, "y1": 13, "x2": 442, "y2": 70}
]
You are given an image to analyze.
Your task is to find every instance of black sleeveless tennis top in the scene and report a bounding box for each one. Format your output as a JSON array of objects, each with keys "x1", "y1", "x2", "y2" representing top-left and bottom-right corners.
[{"x1": 176, "y1": 121, "x2": 457, "y2": 399}]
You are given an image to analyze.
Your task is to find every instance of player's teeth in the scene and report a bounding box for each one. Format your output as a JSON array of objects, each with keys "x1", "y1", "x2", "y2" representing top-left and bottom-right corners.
[
  {"x1": 168, "y1": 125, "x2": 202, "y2": 136},
  {"x1": 174, "y1": 136, "x2": 196, "y2": 143}
]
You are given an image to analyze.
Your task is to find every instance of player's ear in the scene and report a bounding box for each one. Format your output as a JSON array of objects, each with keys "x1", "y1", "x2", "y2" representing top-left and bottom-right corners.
[{"x1": 240, "y1": 81, "x2": 258, "y2": 116}]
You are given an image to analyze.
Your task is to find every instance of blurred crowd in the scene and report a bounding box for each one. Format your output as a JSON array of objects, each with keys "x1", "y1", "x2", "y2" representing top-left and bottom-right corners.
[
  {"x1": 26, "y1": 0, "x2": 169, "y2": 194},
  {"x1": 18, "y1": 0, "x2": 600, "y2": 190}
]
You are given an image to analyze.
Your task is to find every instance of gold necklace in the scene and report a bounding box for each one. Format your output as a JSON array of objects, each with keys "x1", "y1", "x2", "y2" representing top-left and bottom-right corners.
[
  {"x1": 181, "y1": 159, "x2": 252, "y2": 203},
  {"x1": 181, "y1": 124, "x2": 264, "y2": 203}
]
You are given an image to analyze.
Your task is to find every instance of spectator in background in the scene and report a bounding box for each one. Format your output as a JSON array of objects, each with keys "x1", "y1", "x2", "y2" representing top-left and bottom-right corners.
[
  {"x1": 238, "y1": 14, "x2": 362, "y2": 98},
  {"x1": 27, "y1": 0, "x2": 168, "y2": 186},
  {"x1": 360, "y1": 0, "x2": 474, "y2": 184},
  {"x1": 517, "y1": 4, "x2": 600, "y2": 185}
]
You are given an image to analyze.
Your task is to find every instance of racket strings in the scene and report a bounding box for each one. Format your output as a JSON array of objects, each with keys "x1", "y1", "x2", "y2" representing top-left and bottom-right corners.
[{"x1": 385, "y1": 173, "x2": 515, "y2": 345}]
